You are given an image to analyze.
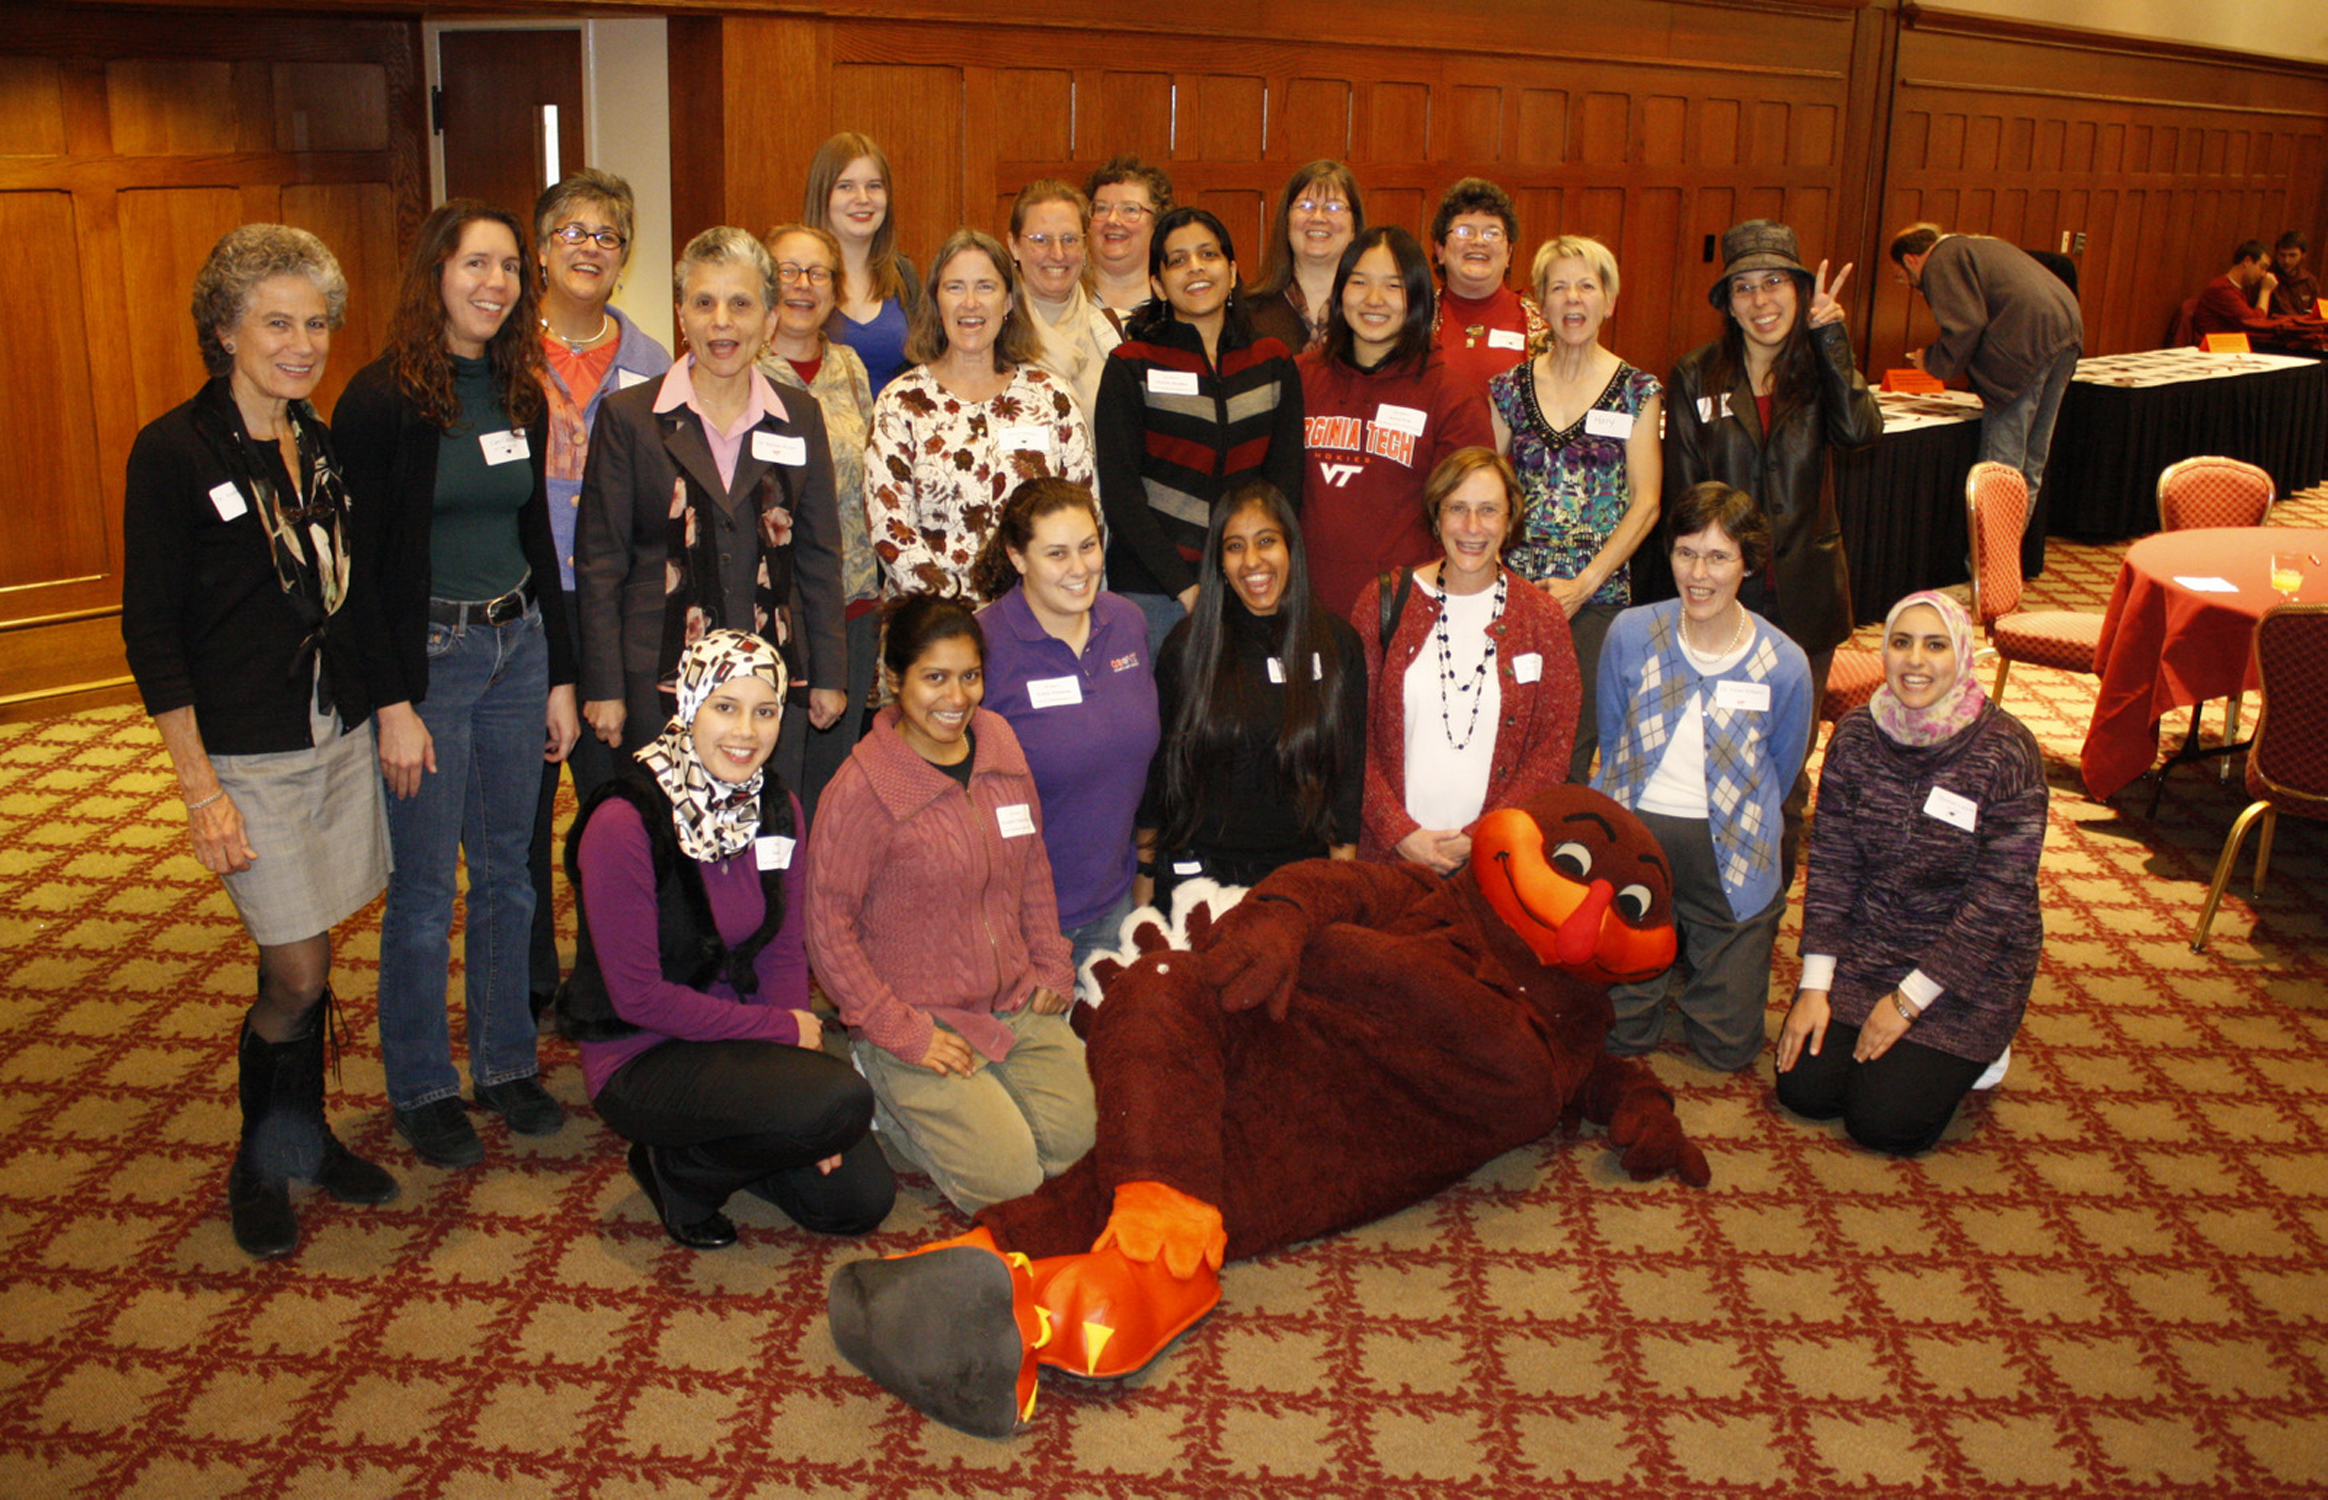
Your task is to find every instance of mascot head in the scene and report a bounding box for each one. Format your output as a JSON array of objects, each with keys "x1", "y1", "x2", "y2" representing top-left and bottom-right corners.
[{"x1": 1468, "y1": 786, "x2": 1678, "y2": 985}]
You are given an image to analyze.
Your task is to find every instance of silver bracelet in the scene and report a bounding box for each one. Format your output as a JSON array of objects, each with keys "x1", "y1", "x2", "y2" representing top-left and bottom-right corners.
[{"x1": 185, "y1": 790, "x2": 225, "y2": 813}]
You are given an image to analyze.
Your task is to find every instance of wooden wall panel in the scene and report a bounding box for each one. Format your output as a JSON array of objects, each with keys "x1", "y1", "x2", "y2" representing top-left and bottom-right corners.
[{"x1": 0, "y1": 5, "x2": 425, "y2": 721}]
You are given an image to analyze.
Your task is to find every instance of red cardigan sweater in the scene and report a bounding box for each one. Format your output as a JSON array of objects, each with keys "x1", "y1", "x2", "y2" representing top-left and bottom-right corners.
[
  {"x1": 1349, "y1": 566, "x2": 1580, "y2": 862},
  {"x1": 805, "y1": 706, "x2": 1074, "y2": 1066}
]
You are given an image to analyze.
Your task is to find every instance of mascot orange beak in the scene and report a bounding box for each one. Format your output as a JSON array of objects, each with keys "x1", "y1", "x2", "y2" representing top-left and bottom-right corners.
[{"x1": 1470, "y1": 805, "x2": 1677, "y2": 984}]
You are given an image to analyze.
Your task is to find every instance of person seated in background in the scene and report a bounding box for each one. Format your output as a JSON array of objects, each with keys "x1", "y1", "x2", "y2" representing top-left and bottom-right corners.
[
  {"x1": 806, "y1": 595, "x2": 1095, "y2": 1217},
  {"x1": 561, "y1": 631, "x2": 892, "y2": 1249},
  {"x1": 1426, "y1": 177, "x2": 1547, "y2": 403},
  {"x1": 1776, "y1": 592, "x2": 2046, "y2": 1156},
  {"x1": 1350, "y1": 448, "x2": 1577, "y2": 872},
  {"x1": 2193, "y1": 239, "x2": 2328, "y2": 352},
  {"x1": 1593, "y1": 480, "x2": 1812, "y2": 1073},
  {"x1": 2269, "y1": 231, "x2": 2319, "y2": 317}
]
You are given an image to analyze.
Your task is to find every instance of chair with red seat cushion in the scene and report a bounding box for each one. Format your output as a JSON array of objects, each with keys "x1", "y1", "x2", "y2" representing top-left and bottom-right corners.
[
  {"x1": 2155, "y1": 456, "x2": 2275, "y2": 784},
  {"x1": 1818, "y1": 647, "x2": 1886, "y2": 732},
  {"x1": 1965, "y1": 461, "x2": 2103, "y2": 705},
  {"x1": 2190, "y1": 603, "x2": 2328, "y2": 951}
]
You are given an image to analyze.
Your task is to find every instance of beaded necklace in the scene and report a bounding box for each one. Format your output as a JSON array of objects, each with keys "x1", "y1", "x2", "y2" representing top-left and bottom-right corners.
[
  {"x1": 1680, "y1": 604, "x2": 1748, "y2": 667},
  {"x1": 1433, "y1": 571, "x2": 1508, "y2": 750}
]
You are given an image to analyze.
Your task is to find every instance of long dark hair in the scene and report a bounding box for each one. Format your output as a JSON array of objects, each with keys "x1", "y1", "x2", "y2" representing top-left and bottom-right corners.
[
  {"x1": 1705, "y1": 269, "x2": 1818, "y2": 437},
  {"x1": 803, "y1": 131, "x2": 915, "y2": 310},
  {"x1": 1125, "y1": 205, "x2": 1253, "y2": 345},
  {"x1": 385, "y1": 199, "x2": 545, "y2": 431},
  {"x1": 1320, "y1": 225, "x2": 1436, "y2": 374},
  {"x1": 1157, "y1": 482, "x2": 1350, "y2": 852},
  {"x1": 968, "y1": 477, "x2": 1102, "y2": 602}
]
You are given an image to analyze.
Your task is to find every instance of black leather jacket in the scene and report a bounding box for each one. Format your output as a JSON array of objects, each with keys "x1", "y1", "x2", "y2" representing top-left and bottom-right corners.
[{"x1": 1661, "y1": 320, "x2": 1882, "y2": 655}]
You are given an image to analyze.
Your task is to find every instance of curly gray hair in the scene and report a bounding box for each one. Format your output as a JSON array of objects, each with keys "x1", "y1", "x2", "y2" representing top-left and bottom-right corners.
[
  {"x1": 672, "y1": 225, "x2": 777, "y2": 308},
  {"x1": 191, "y1": 224, "x2": 348, "y2": 379}
]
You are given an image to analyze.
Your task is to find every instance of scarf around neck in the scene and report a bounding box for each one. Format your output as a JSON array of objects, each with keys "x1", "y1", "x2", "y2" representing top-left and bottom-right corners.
[
  {"x1": 1867, "y1": 590, "x2": 1986, "y2": 748},
  {"x1": 633, "y1": 629, "x2": 789, "y2": 863}
]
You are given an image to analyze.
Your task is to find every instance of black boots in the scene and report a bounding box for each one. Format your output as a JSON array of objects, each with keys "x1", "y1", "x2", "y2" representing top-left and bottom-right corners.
[{"x1": 230, "y1": 995, "x2": 397, "y2": 1259}]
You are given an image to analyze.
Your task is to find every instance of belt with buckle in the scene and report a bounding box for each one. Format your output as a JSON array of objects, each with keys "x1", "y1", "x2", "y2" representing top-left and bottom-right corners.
[{"x1": 428, "y1": 580, "x2": 533, "y2": 628}]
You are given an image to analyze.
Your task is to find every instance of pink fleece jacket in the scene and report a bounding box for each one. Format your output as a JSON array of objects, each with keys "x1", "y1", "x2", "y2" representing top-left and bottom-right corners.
[{"x1": 805, "y1": 705, "x2": 1074, "y2": 1066}]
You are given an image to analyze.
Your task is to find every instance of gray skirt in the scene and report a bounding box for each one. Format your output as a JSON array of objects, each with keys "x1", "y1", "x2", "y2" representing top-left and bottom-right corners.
[{"x1": 211, "y1": 719, "x2": 392, "y2": 946}]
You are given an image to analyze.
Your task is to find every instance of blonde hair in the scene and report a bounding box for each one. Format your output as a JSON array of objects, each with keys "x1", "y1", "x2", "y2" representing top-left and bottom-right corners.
[{"x1": 1531, "y1": 235, "x2": 1620, "y2": 308}]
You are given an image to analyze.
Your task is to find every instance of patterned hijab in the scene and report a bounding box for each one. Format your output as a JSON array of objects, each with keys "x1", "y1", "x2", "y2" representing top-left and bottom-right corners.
[
  {"x1": 633, "y1": 630, "x2": 787, "y2": 862},
  {"x1": 1867, "y1": 591, "x2": 1986, "y2": 748}
]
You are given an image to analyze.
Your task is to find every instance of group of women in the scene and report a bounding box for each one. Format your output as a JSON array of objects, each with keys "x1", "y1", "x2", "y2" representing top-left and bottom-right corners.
[{"x1": 122, "y1": 137, "x2": 2044, "y2": 1263}]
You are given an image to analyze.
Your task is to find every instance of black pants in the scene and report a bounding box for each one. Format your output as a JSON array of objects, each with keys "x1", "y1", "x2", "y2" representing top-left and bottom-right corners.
[
  {"x1": 594, "y1": 1038, "x2": 894, "y2": 1233},
  {"x1": 1774, "y1": 1019, "x2": 1988, "y2": 1156},
  {"x1": 530, "y1": 592, "x2": 621, "y2": 1001}
]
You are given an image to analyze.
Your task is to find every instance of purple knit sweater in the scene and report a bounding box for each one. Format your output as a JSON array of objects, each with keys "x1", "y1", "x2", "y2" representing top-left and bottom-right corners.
[{"x1": 1800, "y1": 703, "x2": 2047, "y2": 1064}]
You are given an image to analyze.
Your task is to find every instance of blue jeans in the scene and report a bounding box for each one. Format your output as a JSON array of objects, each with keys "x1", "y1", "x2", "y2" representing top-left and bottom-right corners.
[
  {"x1": 1120, "y1": 589, "x2": 1188, "y2": 660},
  {"x1": 1065, "y1": 886, "x2": 1137, "y2": 1001},
  {"x1": 378, "y1": 605, "x2": 548, "y2": 1110},
  {"x1": 1980, "y1": 342, "x2": 2081, "y2": 524}
]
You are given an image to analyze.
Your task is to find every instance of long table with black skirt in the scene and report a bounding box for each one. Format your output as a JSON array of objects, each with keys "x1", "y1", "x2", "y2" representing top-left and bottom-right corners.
[
  {"x1": 2043, "y1": 350, "x2": 2328, "y2": 542},
  {"x1": 1833, "y1": 391, "x2": 1984, "y2": 624}
]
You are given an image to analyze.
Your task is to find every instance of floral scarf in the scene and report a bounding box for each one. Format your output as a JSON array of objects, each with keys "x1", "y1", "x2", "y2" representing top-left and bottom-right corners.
[
  {"x1": 1867, "y1": 590, "x2": 1986, "y2": 748},
  {"x1": 633, "y1": 629, "x2": 788, "y2": 863}
]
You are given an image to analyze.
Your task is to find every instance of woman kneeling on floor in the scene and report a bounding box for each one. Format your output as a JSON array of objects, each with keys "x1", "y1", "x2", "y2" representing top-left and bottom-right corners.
[
  {"x1": 562, "y1": 630, "x2": 893, "y2": 1248},
  {"x1": 1776, "y1": 590, "x2": 2046, "y2": 1155}
]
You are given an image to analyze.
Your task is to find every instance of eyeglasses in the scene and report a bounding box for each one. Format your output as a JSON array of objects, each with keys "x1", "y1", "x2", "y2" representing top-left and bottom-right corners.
[
  {"x1": 776, "y1": 262, "x2": 835, "y2": 286},
  {"x1": 551, "y1": 223, "x2": 627, "y2": 251},
  {"x1": 1672, "y1": 545, "x2": 1740, "y2": 569},
  {"x1": 1295, "y1": 199, "x2": 1353, "y2": 218},
  {"x1": 1020, "y1": 232, "x2": 1083, "y2": 252},
  {"x1": 1447, "y1": 225, "x2": 1507, "y2": 244},
  {"x1": 1729, "y1": 272, "x2": 1792, "y2": 298},
  {"x1": 1091, "y1": 201, "x2": 1153, "y2": 222}
]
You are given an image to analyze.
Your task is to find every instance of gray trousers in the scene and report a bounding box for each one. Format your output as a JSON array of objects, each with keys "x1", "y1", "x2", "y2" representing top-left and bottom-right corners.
[{"x1": 1606, "y1": 810, "x2": 1782, "y2": 1072}]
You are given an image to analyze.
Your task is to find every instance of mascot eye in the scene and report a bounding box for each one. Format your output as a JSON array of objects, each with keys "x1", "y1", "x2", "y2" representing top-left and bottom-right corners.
[
  {"x1": 1616, "y1": 883, "x2": 1653, "y2": 922},
  {"x1": 1551, "y1": 841, "x2": 1592, "y2": 879}
]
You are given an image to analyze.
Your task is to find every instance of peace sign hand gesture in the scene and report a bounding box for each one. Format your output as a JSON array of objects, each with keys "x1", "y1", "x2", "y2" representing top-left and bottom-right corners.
[{"x1": 1808, "y1": 259, "x2": 1853, "y2": 328}]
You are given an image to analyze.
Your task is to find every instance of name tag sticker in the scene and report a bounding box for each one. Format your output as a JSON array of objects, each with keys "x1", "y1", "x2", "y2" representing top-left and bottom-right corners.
[
  {"x1": 1713, "y1": 678, "x2": 1771, "y2": 713},
  {"x1": 208, "y1": 481, "x2": 248, "y2": 522},
  {"x1": 1026, "y1": 675, "x2": 1083, "y2": 709},
  {"x1": 1173, "y1": 860, "x2": 1202, "y2": 875},
  {"x1": 1270, "y1": 655, "x2": 1321, "y2": 682},
  {"x1": 752, "y1": 430, "x2": 808, "y2": 466},
  {"x1": 996, "y1": 803, "x2": 1036, "y2": 838},
  {"x1": 996, "y1": 424, "x2": 1053, "y2": 454},
  {"x1": 480, "y1": 429, "x2": 530, "y2": 465},
  {"x1": 755, "y1": 835, "x2": 795, "y2": 870},
  {"x1": 1267, "y1": 656, "x2": 1286, "y2": 684},
  {"x1": 1923, "y1": 785, "x2": 1979, "y2": 832},
  {"x1": 617, "y1": 368, "x2": 652, "y2": 390},
  {"x1": 1584, "y1": 409, "x2": 1635, "y2": 440},
  {"x1": 1374, "y1": 403, "x2": 1427, "y2": 436},
  {"x1": 1695, "y1": 394, "x2": 1734, "y2": 423},
  {"x1": 1488, "y1": 327, "x2": 1527, "y2": 351},
  {"x1": 1513, "y1": 652, "x2": 1543, "y2": 684},
  {"x1": 1147, "y1": 368, "x2": 1200, "y2": 396}
]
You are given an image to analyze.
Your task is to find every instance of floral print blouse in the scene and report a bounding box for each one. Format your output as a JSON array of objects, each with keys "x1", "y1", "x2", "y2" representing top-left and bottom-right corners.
[
  {"x1": 762, "y1": 341, "x2": 879, "y2": 607},
  {"x1": 864, "y1": 362, "x2": 1095, "y2": 597},
  {"x1": 1490, "y1": 359, "x2": 1662, "y2": 608}
]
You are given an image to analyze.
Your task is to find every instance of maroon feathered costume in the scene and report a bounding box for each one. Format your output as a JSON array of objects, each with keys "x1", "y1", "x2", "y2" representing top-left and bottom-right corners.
[{"x1": 830, "y1": 787, "x2": 1710, "y2": 1437}]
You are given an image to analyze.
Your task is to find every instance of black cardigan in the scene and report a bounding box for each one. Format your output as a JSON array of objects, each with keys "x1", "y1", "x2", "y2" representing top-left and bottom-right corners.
[
  {"x1": 332, "y1": 354, "x2": 576, "y2": 708},
  {"x1": 121, "y1": 379, "x2": 378, "y2": 754}
]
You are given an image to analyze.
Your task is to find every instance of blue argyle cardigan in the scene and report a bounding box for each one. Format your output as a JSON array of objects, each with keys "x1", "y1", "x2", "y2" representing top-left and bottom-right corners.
[{"x1": 1592, "y1": 601, "x2": 1813, "y2": 920}]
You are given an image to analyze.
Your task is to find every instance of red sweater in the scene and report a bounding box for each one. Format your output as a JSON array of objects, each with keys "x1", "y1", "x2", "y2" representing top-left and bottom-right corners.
[
  {"x1": 1297, "y1": 351, "x2": 1495, "y2": 618},
  {"x1": 1349, "y1": 567, "x2": 1579, "y2": 861},
  {"x1": 805, "y1": 706, "x2": 1073, "y2": 1066}
]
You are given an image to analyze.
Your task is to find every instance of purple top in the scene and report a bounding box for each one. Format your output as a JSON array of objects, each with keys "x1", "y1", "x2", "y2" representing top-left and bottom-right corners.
[
  {"x1": 976, "y1": 587, "x2": 1161, "y2": 927},
  {"x1": 574, "y1": 792, "x2": 810, "y2": 1098}
]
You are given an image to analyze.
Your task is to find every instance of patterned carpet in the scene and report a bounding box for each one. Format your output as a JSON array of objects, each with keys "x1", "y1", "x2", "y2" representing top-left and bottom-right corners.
[{"x1": 4, "y1": 493, "x2": 2327, "y2": 1499}]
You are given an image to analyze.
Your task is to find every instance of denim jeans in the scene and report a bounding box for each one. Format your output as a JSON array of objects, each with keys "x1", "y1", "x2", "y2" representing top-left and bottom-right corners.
[
  {"x1": 1979, "y1": 342, "x2": 2081, "y2": 532},
  {"x1": 378, "y1": 604, "x2": 547, "y2": 1110}
]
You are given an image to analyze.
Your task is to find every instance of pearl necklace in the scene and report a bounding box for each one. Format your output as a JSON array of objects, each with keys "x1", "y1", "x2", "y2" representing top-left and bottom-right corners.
[
  {"x1": 1434, "y1": 571, "x2": 1507, "y2": 750},
  {"x1": 542, "y1": 312, "x2": 613, "y2": 352},
  {"x1": 1680, "y1": 604, "x2": 1747, "y2": 665}
]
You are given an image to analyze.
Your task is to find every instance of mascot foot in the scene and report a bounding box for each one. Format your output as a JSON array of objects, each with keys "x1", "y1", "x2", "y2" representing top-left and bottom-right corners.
[
  {"x1": 828, "y1": 1228, "x2": 1047, "y2": 1439},
  {"x1": 1024, "y1": 1239, "x2": 1221, "y2": 1380}
]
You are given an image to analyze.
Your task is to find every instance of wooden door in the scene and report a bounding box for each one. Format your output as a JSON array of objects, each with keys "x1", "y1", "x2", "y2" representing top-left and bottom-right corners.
[{"x1": 438, "y1": 29, "x2": 584, "y2": 225}]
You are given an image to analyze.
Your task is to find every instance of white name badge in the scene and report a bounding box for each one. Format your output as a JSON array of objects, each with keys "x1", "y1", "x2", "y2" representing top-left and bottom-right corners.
[
  {"x1": 1695, "y1": 394, "x2": 1734, "y2": 423},
  {"x1": 1147, "y1": 368, "x2": 1201, "y2": 396},
  {"x1": 616, "y1": 368, "x2": 652, "y2": 390},
  {"x1": 1026, "y1": 675, "x2": 1083, "y2": 709},
  {"x1": 1374, "y1": 402, "x2": 1427, "y2": 437},
  {"x1": 480, "y1": 429, "x2": 530, "y2": 465},
  {"x1": 1512, "y1": 652, "x2": 1543, "y2": 684},
  {"x1": 1173, "y1": 860, "x2": 1202, "y2": 875},
  {"x1": 996, "y1": 803, "x2": 1037, "y2": 838},
  {"x1": 1266, "y1": 654, "x2": 1323, "y2": 684},
  {"x1": 1923, "y1": 784, "x2": 1979, "y2": 832},
  {"x1": 753, "y1": 430, "x2": 807, "y2": 466},
  {"x1": 1713, "y1": 678, "x2": 1771, "y2": 713},
  {"x1": 996, "y1": 425, "x2": 1053, "y2": 454},
  {"x1": 1584, "y1": 409, "x2": 1635, "y2": 440},
  {"x1": 1488, "y1": 327, "x2": 1527, "y2": 351},
  {"x1": 755, "y1": 835, "x2": 795, "y2": 870},
  {"x1": 207, "y1": 481, "x2": 248, "y2": 522}
]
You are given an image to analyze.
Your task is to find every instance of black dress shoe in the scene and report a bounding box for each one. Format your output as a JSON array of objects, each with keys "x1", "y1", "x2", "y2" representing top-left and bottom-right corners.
[
  {"x1": 474, "y1": 1076, "x2": 565, "y2": 1136},
  {"x1": 393, "y1": 1098, "x2": 484, "y2": 1169},
  {"x1": 313, "y1": 1137, "x2": 399, "y2": 1205},
  {"x1": 628, "y1": 1142, "x2": 736, "y2": 1250}
]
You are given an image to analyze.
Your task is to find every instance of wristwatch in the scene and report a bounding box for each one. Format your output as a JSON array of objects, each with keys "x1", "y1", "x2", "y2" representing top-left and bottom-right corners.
[{"x1": 1892, "y1": 993, "x2": 1918, "y2": 1023}]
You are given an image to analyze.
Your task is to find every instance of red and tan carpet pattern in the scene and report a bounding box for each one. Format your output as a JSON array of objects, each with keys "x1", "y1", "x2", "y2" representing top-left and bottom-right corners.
[{"x1": 5, "y1": 493, "x2": 2327, "y2": 1498}]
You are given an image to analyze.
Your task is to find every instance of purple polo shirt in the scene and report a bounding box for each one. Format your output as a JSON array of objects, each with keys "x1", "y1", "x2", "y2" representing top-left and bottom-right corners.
[{"x1": 976, "y1": 587, "x2": 1161, "y2": 927}]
